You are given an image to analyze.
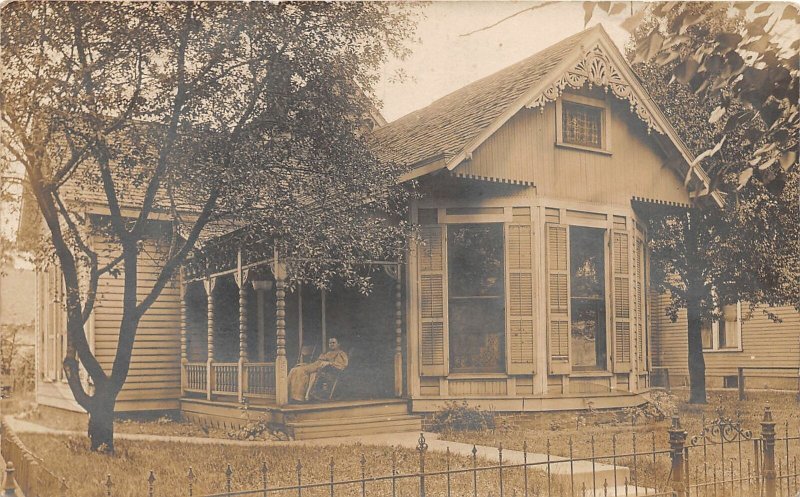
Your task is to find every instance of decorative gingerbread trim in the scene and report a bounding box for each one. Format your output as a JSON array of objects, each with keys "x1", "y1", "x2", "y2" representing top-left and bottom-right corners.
[{"x1": 525, "y1": 44, "x2": 664, "y2": 135}]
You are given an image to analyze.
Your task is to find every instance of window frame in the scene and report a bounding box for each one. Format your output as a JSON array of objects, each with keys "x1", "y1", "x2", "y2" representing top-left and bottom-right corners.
[
  {"x1": 445, "y1": 221, "x2": 507, "y2": 374},
  {"x1": 702, "y1": 302, "x2": 744, "y2": 353},
  {"x1": 555, "y1": 93, "x2": 612, "y2": 155},
  {"x1": 567, "y1": 224, "x2": 611, "y2": 372}
]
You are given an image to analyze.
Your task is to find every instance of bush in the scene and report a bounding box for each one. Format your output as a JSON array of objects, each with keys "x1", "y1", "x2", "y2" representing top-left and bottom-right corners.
[{"x1": 428, "y1": 401, "x2": 500, "y2": 433}]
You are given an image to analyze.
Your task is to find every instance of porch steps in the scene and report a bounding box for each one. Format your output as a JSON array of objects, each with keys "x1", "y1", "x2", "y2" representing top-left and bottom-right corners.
[
  {"x1": 282, "y1": 399, "x2": 422, "y2": 440},
  {"x1": 180, "y1": 398, "x2": 422, "y2": 440},
  {"x1": 286, "y1": 413, "x2": 422, "y2": 440}
]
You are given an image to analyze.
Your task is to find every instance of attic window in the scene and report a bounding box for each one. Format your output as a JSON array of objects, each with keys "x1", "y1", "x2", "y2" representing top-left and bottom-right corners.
[
  {"x1": 563, "y1": 102, "x2": 602, "y2": 148},
  {"x1": 556, "y1": 95, "x2": 611, "y2": 154}
]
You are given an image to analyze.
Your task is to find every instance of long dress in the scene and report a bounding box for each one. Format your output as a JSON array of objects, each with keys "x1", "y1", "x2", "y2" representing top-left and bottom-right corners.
[{"x1": 288, "y1": 349, "x2": 348, "y2": 401}]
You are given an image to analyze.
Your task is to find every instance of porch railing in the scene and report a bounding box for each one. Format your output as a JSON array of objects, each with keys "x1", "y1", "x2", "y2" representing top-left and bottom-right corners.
[
  {"x1": 211, "y1": 363, "x2": 238, "y2": 394},
  {"x1": 243, "y1": 362, "x2": 276, "y2": 397},
  {"x1": 184, "y1": 362, "x2": 207, "y2": 393}
]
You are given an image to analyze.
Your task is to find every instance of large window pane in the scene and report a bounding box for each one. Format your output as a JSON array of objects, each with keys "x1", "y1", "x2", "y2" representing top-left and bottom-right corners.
[
  {"x1": 569, "y1": 226, "x2": 607, "y2": 370},
  {"x1": 447, "y1": 223, "x2": 505, "y2": 373}
]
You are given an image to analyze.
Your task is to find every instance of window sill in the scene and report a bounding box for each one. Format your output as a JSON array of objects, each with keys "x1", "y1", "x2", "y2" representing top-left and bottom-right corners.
[
  {"x1": 555, "y1": 142, "x2": 612, "y2": 156},
  {"x1": 570, "y1": 370, "x2": 614, "y2": 378},
  {"x1": 447, "y1": 373, "x2": 508, "y2": 379},
  {"x1": 703, "y1": 348, "x2": 744, "y2": 354}
]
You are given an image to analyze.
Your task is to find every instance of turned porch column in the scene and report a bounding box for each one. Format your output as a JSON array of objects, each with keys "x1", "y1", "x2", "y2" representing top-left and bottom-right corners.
[
  {"x1": 394, "y1": 264, "x2": 403, "y2": 397},
  {"x1": 204, "y1": 277, "x2": 216, "y2": 400},
  {"x1": 180, "y1": 271, "x2": 187, "y2": 395},
  {"x1": 252, "y1": 281, "x2": 269, "y2": 361},
  {"x1": 273, "y1": 252, "x2": 289, "y2": 405},
  {"x1": 235, "y1": 250, "x2": 249, "y2": 403}
]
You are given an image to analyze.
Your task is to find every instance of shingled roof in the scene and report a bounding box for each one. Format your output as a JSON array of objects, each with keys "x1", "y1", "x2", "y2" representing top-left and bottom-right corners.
[{"x1": 370, "y1": 28, "x2": 594, "y2": 168}]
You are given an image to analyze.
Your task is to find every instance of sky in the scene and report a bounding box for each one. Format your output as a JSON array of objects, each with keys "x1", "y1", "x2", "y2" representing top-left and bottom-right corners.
[
  {"x1": 375, "y1": 1, "x2": 634, "y2": 122},
  {"x1": 374, "y1": 1, "x2": 800, "y2": 122}
]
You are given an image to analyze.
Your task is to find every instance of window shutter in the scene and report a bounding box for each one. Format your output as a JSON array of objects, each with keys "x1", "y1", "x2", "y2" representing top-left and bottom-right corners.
[
  {"x1": 634, "y1": 235, "x2": 646, "y2": 369},
  {"x1": 546, "y1": 224, "x2": 571, "y2": 375},
  {"x1": 612, "y1": 230, "x2": 632, "y2": 373},
  {"x1": 507, "y1": 221, "x2": 535, "y2": 375},
  {"x1": 418, "y1": 225, "x2": 447, "y2": 376}
]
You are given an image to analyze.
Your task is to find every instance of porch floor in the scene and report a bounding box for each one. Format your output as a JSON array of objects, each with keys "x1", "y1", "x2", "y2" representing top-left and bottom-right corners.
[{"x1": 180, "y1": 397, "x2": 422, "y2": 440}]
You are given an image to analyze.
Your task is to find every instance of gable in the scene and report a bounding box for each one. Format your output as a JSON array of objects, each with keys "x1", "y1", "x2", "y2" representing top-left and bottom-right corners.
[
  {"x1": 372, "y1": 25, "x2": 719, "y2": 205},
  {"x1": 456, "y1": 88, "x2": 691, "y2": 207}
]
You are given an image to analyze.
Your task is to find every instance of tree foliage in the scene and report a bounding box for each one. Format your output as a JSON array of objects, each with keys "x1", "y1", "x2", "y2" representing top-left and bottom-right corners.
[
  {"x1": 590, "y1": 1, "x2": 799, "y2": 194},
  {"x1": 0, "y1": 2, "x2": 418, "y2": 450},
  {"x1": 631, "y1": 4, "x2": 800, "y2": 321}
]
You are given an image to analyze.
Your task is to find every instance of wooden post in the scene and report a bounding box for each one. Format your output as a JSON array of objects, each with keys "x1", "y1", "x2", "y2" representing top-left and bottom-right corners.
[
  {"x1": 394, "y1": 264, "x2": 403, "y2": 398},
  {"x1": 668, "y1": 413, "x2": 687, "y2": 497},
  {"x1": 274, "y1": 251, "x2": 288, "y2": 405},
  {"x1": 180, "y1": 272, "x2": 187, "y2": 395},
  {"x1": 204, "y1": 277, "x2": 216, "y2": 401},
  {"x1": 2, "y1": 462, "x2": 17, "y2": 497},
  {"x1": 761, "y1": 405, "x2": 777, "y2": 497},
  {"x1": 237, "y1": 250, "x2": 248, "y2": 403},
  {"x1": 738, "y1": 367, "x2": 746, "y2": 401},
  {"x1": 252, "y1": 281, "x2": 269, "y2": 362},
  {"x1": 321, "y1": 289, "x2": 327, "y2": 352},
  {"x1": 298, "y1": 285, "x2": 303, "y2": 356}
]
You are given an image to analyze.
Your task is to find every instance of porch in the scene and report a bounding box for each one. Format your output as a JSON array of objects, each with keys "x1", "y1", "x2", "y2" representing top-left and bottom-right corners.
[
  {"x1": 178, "y1": 246, "x2": 417, "y2": 436},
  {"x1": 180, "y1": 397, "x2": 421, "y2": 439}
]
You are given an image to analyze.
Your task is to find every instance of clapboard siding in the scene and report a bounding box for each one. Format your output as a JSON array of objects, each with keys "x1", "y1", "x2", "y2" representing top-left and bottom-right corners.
[
  {"x1": 93, "y1": 231, "x2": 182, "y2": 412},
  {"x1": 651, "y1": 291, "x2": 800, "y2": 386},
  {"x1": 460, "y1": 89, "x2": 689, "y2": 207}
]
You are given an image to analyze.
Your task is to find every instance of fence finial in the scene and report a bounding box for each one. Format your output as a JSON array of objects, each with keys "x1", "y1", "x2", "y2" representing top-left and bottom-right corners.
[
  {"x1": 416, "y1": 433, "x2": 428, "y2": 453},
  {"x1": 2, "y1": 462, "x2": 16, "y2": 497},
  {"x1": 671, "y1": 410, "x2": 682, "y2": 430},
  {"x1": 147, "y1": 471, "x2": 156, "y2": 497},
  {"x1": 188, "y1": 467, "x2": 196, "y2": 497},
  {"x1": 105, "y1": 473, "x2": 113, "y2": 497}
]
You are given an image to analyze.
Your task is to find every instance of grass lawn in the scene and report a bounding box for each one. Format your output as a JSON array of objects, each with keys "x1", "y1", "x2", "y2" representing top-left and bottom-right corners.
[
  {"x1": 19, "y1": 433, "x2": 554, "y2": 497},
  {"x1": 437, "y1": 390, "x2": 800, "y2": 456},
  {"x1": 436, "y1": 390, "x2": 800, "y2": 493},
  {"x1": 8, "y1": 390, "x2": 800, "y2": 496}
]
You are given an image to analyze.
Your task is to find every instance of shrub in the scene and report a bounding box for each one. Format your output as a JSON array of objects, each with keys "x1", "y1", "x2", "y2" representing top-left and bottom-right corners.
[{"x1": 428, "y1": 401, "x2": 499, "y2": 433}]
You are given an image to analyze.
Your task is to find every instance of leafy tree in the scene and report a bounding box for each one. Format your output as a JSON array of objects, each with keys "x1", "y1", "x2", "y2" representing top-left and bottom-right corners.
[
  {"x1": 591, "y1": 1, "x2": 799, "y2": 192},
  {"x1": 1, "y1": 2, "x2": 418, "y2": 451},
  {"x1": 623, "y1": 3, "x2": 800, "y2": 403}
]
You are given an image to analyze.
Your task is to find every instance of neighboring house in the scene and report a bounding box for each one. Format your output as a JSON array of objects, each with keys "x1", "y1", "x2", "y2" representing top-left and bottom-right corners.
[{"x1": 34, "y1": 25, "x2": 785, "y2": 438}]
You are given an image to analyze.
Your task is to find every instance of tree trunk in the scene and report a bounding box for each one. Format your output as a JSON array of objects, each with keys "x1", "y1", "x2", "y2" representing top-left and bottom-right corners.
[
  {"x1": 87, "y1": 387, "x2": 117, "y2": 453},
  {"x1": 686, "y1": 282, "x2": 707, "y2": 404}
]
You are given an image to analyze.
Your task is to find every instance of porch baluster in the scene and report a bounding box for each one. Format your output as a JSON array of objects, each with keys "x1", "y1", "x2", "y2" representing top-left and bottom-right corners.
[{"x1": 205, "y1": 278, "x2": 216, "y2": 401}]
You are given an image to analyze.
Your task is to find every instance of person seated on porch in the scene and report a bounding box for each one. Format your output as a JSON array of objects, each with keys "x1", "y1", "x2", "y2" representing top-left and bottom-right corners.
[{"x1": 288, "y1": 337, "x2": 348, "y2": 402}]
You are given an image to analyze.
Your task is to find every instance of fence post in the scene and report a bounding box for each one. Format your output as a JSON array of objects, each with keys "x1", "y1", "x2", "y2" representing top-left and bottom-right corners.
[
  {"x1": 761, "y1": 405, "x2": 777, "y2": 497},
  {"x1": 668, "y1": 413, "x2": 687, "y2": 497},
  {"x1": 417, "y1": 433, "x2": 428, "y2": 497},
  {"x1": 738, "y1": 367, "x2": 746, "y2": 401},
  {"x1": 2, "y1": 462, "x2": 16, "y2": 497}
]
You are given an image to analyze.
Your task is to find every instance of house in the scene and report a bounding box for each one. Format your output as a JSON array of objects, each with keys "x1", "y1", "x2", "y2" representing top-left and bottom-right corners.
[
  {"x1": 35, "y1": 25, "x2": 786, "y2": 438},
  {"x1": 652, "y1": 299, "x2": 800, "y2": 392}
]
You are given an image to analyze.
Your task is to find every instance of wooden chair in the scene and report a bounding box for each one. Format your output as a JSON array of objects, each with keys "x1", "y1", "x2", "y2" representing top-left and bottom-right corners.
[
  {"x1": 297, "y1": 343, "x2": 316, "y2": 365},
  {"x1": 305, "y1": 366, "x2": 343, "y2": 401},
  {"x1": 305, "y1": 347, "x2": 351, "y2": 401}
]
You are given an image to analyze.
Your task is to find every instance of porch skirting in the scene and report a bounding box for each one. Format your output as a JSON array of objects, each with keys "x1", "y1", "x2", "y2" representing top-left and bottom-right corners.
[{"x1": 409, "y1": 390, "x2": 650, "y2": 413}]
